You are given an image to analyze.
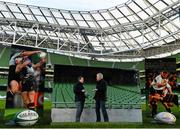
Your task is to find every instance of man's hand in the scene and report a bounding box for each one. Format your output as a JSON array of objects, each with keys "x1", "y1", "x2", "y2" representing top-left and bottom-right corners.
[
  {"x1": 85, "y1": 92, "x2": 89, "y2": 98},
  {"x1": 93, "y1": 89, "x2": 98, "y2": 92}
]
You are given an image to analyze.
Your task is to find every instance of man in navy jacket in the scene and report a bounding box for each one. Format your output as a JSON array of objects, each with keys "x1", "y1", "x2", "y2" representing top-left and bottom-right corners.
[{"x1": 73, "y1": 76, "x2": 86, "y2": 122}]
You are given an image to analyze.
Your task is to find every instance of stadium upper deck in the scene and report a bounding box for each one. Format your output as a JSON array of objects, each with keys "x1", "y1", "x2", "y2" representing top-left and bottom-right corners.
[{"x1": 0, "y1": 0, "x2": 179, "y2": 61}]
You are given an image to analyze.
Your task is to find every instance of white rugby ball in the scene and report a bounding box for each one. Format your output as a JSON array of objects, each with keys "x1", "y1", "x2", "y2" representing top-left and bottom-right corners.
[
  {"x1": 39, "y1": 52, "x2": 46, "y2": 58},
  {"x1": 154, "y1": 112, "x2": 176, "y2": 124},
  {"x1": 14, "y1": 110, "x2": 39, "y2": 126}
]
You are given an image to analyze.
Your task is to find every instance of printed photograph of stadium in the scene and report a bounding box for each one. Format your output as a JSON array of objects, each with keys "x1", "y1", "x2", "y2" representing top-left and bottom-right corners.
[{"x1": 0, "y1": 0, "x2": 179, "y2": 128}]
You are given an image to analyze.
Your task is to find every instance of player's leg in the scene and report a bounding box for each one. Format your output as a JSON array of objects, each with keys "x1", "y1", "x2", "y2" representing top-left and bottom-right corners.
[
  {"x1": 21, "y1": 91, "x2": 29, "y2": 108},
  {"x1": 28, "y1": 90, "x2": 35, "y2": 110},
  {"x1": 10, "y1": 80, "x2": 20, "y2": 93},
  {"x1": 150, "y1": 99, "x2": 158, "y2": 117}
]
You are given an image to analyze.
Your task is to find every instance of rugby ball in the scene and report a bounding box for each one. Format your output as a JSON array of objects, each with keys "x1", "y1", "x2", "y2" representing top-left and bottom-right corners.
[
  {"x1": 154, "y1": 112, "x2": 176, "y2": 124},
  {"x1": 39, "y1": 52, "x2": 46, "y2": 58},
  {"x1": 14, "y1": 110, "x2": 39, "y2": 126}
]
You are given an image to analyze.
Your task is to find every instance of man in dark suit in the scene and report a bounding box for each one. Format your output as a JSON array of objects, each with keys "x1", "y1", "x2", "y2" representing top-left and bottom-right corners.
[
  {"x1": 73, "y1": 76, "x2": 86, "y2": 122},
  {"x1": 93, "y1": 73, "x2": 109, "y2": 122}
]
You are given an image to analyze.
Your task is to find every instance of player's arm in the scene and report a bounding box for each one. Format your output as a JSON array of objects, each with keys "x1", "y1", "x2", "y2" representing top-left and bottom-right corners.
[
  {"x1": 157, "y1": 83, "x2": 165, "y2": 87},
  {"x1": 32, "y1": 58, "x2": 46, "y2": 69},
  {"x1": 20, "y1": 51, "x2": 41, "y2": 57},
  {"x1": 167, "y1": 83, "x2": 173, "y2": 94},
  {"x1": 156, "y1": 79, "x2": 166, "y2": 87},
  {"x1": 15, "y1": 60, "x2": 31, "y2": 73},
  {"x1": 168, "y1": 88, "x2": 173, "y2": 94}
]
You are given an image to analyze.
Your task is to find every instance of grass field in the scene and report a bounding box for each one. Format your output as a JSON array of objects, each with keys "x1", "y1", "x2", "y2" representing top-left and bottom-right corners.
[{"x1": 0, "y1": 99, "x2": 179, "y2": 128}]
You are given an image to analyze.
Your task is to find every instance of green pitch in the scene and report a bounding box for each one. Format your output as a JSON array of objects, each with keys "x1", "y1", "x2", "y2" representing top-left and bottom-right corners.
[{"x1": 0, "y1": 99, "x2": 178, "y2": 128}]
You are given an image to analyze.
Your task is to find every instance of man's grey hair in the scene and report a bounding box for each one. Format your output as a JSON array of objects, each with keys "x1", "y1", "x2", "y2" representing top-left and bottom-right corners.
[{"x1": 97, "y1": 73, "x2": 103, "y2": 79}]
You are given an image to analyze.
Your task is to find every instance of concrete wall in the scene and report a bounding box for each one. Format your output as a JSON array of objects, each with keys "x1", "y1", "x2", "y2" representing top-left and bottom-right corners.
[{"x1": 51, "y1": 108, "x2": 142, "y2": 122}]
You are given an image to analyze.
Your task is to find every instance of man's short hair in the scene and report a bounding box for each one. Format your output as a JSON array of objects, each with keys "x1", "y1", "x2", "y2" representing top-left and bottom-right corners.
[
  {"x1": 97, "y1": 73, "x2": 103, "y2": 79},
  {"x1": 78, "y1": 76, "x2": 83, "y2": 81}
]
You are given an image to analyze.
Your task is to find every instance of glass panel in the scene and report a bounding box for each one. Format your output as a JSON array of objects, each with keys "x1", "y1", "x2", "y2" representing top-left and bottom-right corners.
[
  {"x1": 111, "y1": 9, "x2": 123, "y2": 18},
  {"x1": 127, "y1": 15, "x2": 138, "y2": 22},
  {"x1": 98, "y1": 21, "x2": 109, "y2": 27},
  {"x1": 36, "y1": 15, "x2": 47, "y2": 22},
  {"x1": 153, "y1": 1, "x2": 167, "y2": 10},
  {"x1": 66, "y1": 20, "x2": 75, "y2": 26},
  {"x1": 91, "y1": 13, "x2": 103, "y2": 21},
  {"x1": 42, "y1": 9, "x2": 51, "y2": 17},
  {"x1": 117, "y1": 17, "x2": 129, "y2": 24},
  {"x1": 72, "y1": 13, "x2": 83, "y2": 20},
  {"x1": 51, "y1": 10, "x2": 63, "y2": 18},
  {"x1": 8, "y1": 4, "x2": 20, "y2": 12},
  {"x1": 25, "y1": 14, "x2": 34, "y2": 20},
  {"x1": 2, "y1": 12, "x2": 11, "y2": 18},
  {"x1": 77, "y1": 20, "x2": 89, "y2": 27},
  {"x1": 47, "y1": 17, "x2": 55, "y2": 24},
  {"x1": 31, "y1": 7, "x2": 42, "y2": 15},
  {"x1": 101, "y1": 12, "x2": 112, "y2": 20},
  {"x1": 107, "y1": 20, "x2": 117, "y2": 26},
  {"x1": 61, "y1": 12, "x2": 71, "y2": 19},
  {"x1": 128, "y1": 2, "x2": 141, "y2": 12},
  {"x1": 87, "y1": 21, "x2": 97, "y2": 28},
  {"x1": 81, "y1": 13, "x2": 92, "y2": 21},
  {"x1": 119, "y1": 6, "x2": 131, "y2": 15},
  {"x1": 19, "y1": 6, "x2": 30, "y2": 14},
  {"x1": 0, "y1": 3, "x2": 7, "y2": 11},
  {"x1": 57, "y1": 18, "x2": 68, "y2": 25},
  {"x1": 145, "y1": 7, "x2": 157, "y2": 15},
  {"x1": 137, "y1": 11, "x2": 149, "y2": 19},
  {"x1": 14, "y1": 12, "x2": 25, "y2": 19},
  {"x1": 135, "y1": 0, "x2": 148, "y2": 8}
]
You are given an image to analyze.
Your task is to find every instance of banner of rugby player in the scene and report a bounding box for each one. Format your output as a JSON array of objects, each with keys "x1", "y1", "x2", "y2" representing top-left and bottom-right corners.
[
  {"x1": 145, "y1": 58, "x2": 178, "y2": 118},
  {"x1": 5, "y1": 45, "x2": 46, "y2": 123}
]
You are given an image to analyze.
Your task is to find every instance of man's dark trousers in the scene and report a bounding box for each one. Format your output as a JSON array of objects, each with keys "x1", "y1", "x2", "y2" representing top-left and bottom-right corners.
[
  {"x1": 75, "y1": 101, "x2": 85, "y2": 122},
  {"x1": 95, "y1": 100, "x2": 109, "y2": 122}
]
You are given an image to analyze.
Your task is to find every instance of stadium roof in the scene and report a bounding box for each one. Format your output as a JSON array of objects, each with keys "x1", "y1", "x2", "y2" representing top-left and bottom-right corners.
[{"x1": 0, "y1": 0, "x2": 180, "y2": 61}]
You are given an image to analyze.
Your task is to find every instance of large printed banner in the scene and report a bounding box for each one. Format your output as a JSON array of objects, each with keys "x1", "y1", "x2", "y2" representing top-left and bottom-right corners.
[
  {"x1": 145, "y1": 58, "x2": 178, "y2": 117},
  {"x1": 5, "y1": 45, "x2": 46, "y2": 122}
]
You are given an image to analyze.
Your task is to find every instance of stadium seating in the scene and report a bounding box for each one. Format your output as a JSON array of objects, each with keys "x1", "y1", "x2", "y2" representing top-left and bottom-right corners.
[{"x1": 52, "y1": 83, "x2": 141, "y2": 109}]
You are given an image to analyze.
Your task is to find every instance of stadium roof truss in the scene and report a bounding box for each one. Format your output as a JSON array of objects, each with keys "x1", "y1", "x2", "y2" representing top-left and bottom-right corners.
[{"x1": 0, "y1": 0, "x2": 180, "y2": 61}]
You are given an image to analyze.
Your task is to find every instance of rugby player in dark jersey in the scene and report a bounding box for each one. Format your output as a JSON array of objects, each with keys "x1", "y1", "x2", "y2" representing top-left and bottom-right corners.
[
  {"x1": 6, "y1": 50, "x2": 41, "y2": 108},
  {"x1": 16, "y1": 57, "x2": 46, "y2": 110}
]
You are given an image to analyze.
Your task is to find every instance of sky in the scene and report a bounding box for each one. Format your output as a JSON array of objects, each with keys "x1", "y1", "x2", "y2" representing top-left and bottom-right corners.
[{"x1": 1, "y1": 0, "x2": 128, "y2": 10}]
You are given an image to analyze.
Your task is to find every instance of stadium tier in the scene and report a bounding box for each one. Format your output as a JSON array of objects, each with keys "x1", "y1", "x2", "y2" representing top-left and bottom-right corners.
[
  {"x1": 52, "y1": 83, "x2": 141, "y2": 109},
  {"x1": 1, "y1": 45, "x2": 180, "y2": 70}
]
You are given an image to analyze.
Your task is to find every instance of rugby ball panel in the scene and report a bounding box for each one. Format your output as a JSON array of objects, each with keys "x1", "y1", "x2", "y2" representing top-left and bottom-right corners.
[
  {"x1": 155, "y1": 112, "x2": 176, "y2": 124},
  {"x1": 15, "y1": 110, "x2": 39, "y2": 126},
  {"x1": 16, "y1": 120, "x2": 38, "y2": 126}
]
